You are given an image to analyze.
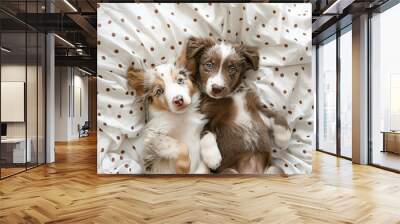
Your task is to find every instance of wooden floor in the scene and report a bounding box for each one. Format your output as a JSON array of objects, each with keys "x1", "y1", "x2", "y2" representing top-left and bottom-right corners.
[{"x1": 1, "y1": 135, "x2": 400, "y2": 224}]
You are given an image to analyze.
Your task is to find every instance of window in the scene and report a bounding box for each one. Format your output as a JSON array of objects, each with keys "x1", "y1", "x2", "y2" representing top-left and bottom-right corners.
[
  {"x1": 340, "y1": 28, "x2": 352, "y2": 158},
  {"x1": 317, "y1": 36, "x2": 337, "y2": 154},
  {"x1": 370, "y1": 3, "x2": 400, "y2": 171}
]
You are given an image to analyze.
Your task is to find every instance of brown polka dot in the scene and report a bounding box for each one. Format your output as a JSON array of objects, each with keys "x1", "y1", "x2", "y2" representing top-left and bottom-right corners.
[
  {"x1": 254, "y1": 16, "x2": 257, "y2": 20},
  {"x1": 137, "y1": 16, "x2": 141, "y2": 20},
  {"x1": 125, "y1": 36, "x2": 129, "y2": 40},
  {"x1": 143, "y1": 59, "x2": 147, "y2": 63},
  {"x1": 183, "y1": 28, "x2": 187, "y2": 32},
  {"x1": 273, "y1": 10, "x2": 276, "y2": 14},
  {"x1": 111, "y1": 157, "x2": 115, "y2": 162},
  {"x1": 151, "y1": 25, "x2": 155, "y2": 30},
  {"x1": 136, "y1": 29, "x2": 140, "y2": 33},
  {"x1": 257, "y1": 77, "x2": 261, "y2": 80},
  {"x1": 193, "y1": 18, "x2": 197, "y2": 22},
  {"x1": 129, "y1": 110, "x2": 133, "y2": 114},
  {"x1": 116, "y1": 136, "x2": 120, "y2": 140},
  {"x1": 108, "y1": 20, "x2": 112, "y2": 24},
  {"x1": 194, "y1": 7, "x2": 198, "y2": 11},
  {"x1": 98, "y1": 113, "x2": 101, "y2": 116},
  {"x1": 273, "y1": 149, "x2": 277, "y2": 153},
  {"x1": 275, "y1": 67, "x2": 279, "y2": 72},
  {"x1": 98, "y1": 23, "x2": 101, "y2": 28},
  {"x1": 178, "y1": 41, "x2": 182, "y2": 45},
  {"x1": 209, "y1": 32, "x2": 213, "y2": 37},
  {"x1": 114, "y1": 49, "x2": 119, "y2": 54},
  {"x1": 162, "y1": 37, "x2": 166, "y2": 41},
  {"x1": 97, "y1": 40, "x2": 101, "y2": 45},
  {"x1": 284, "y1": 164, "x2": 289, "y2": 167},
  {"x1": 295, "y1": 72, "x2": 299, "y2": 76},
  {"x1": 288, "y1": 110, "x2": 292, "y2": 114},
  {"x1": 161, "y1": 56, "x2": 166, "y2": 60},
  {"x1": 151, "y1": 64, "x2": 155, "y2": 68},
  {"x1": 243, "y1": 6, "x2": 246, "y2": 10},
  {"x1": 120, "y1": 104, "x2": 124, "y2": 108},
  {"x1": 131, "y1": 126, "x2": 134, "y2": 130},
  {"x1": 227, "y1": 30, "x2": 231, "y2": 33},
  {"x1": 120, "y1": 155, "x2": 124, "y2": 160},
  {"x1": 294, "y1": 24, "x2": 298, "y2": 28},
  {"x1": 282, "y1": 17, "x2": 286, "y2": 20},
  {"x1": 299, "y1": 57, "x2": 303, "y2": 61},
  {"x1": 124, "y1": 164, "x2": 129, "y2": 168},
  {"x1": 308, "y1": 122, "x2": 312, "y2": 125},
  {"x1": 118, "y1": 64, "x2": 123, "y2": 68},
  {"x1": 256, "y1": 34, "x2": 261, "y2": 38},
  {"x1": 280, "y1": 73, "x2": 284, "y2": 77},
  {"x1": 303, "y1": 150, "x2": 307, "y2": 154},
  {"x1": 239, "y1": 17, "x2": 243, "y2": 21},
  {"x1": 117, "y1": 114, "x2": 121, "y2": 119},
  {"x1": 270, "y1": 103, "x2": 274, "y2": 107},
  {"x1": 283, "y1": 90, "x2": 287, "y2": 94},
  {"x1": 101, "y1": 56, "x2": 106, "y2": 60},
  {"x1": 112, "y1": 33, "x2": 116, "y2": 37},
  {"x1": 170, "y1": 45, "x2": 175, "y2": 50},
  {"x1": 121, "y1": 18, "x2": 125, "y2": 22},
  {"x1": 299, "y1": 117, "x2": 303, "y2": 120},
  {"x1": 101, "y1": 148, "x2": 104, "y2": 152},
  {"x1": 167, "y1": 23, "x2": 171, "y2": 28},
  {"x1": 271, "y1": 82, "x2": 275, "y2": 86},
  {"x1": 299, "y1": 100, "x2": 303, "y2": 104},
  {"x1": 106, "y1": 88, "x2": 110, "y2": 92},
  {"x1": 154, "y1": 9, "x2": 158, "y2": 14},
  {"x1": 107, "y1": 104, "x2": 112, "y2": 108},
  {"x1": 284, "y1": 44, "x2": 288, "y2": 48},
  {"x1": 274, "y1": 27, "x2": 278, "y2": 31},
  {"x1": 282, "y1": 57, "x2": 286, "y2": 61},
  {"x1": 283, "y1": 105, "x2": 287, "y2": 110},
  {"x1": 140, "y1": 107, "x2": 143, "y2": 111},
  {"x1": 308, "y1": 89, "x2": 312, "y2": 93},
  {"x1": 246, "y1": 27, "x2": 250, "y2": 31},
  {"x1": 150, "y1": 47, "x2": 154, "y2": 51}
]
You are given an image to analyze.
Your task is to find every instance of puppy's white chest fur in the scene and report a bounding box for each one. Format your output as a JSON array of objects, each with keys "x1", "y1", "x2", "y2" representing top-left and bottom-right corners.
[{"x1": 232, "y1": 92, "x2": 252, "y2": 127}]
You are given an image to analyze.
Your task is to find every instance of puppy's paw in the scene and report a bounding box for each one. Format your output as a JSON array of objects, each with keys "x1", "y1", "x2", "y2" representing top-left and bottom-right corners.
[
  {"x1": 273, "y1": 125, "x2": 291, "y2": 150},
  {"x1": 176, "y1": 142, "x2": 190, "y2": 174},
  {"x1": 175, "y1": 157, "x2": 191, "y2": 174},
  {"x1": 200, "y1": 132, "x2": 222, "y2": 170}
]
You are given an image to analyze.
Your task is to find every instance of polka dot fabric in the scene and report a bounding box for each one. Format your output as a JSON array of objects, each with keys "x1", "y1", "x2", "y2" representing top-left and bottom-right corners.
[{"x1": 97, "y1": 3, "x2": 313, "y2": 175}]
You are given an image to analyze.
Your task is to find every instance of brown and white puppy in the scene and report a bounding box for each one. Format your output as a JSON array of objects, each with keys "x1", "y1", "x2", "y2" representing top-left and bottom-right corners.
[
  {"x1": 127, "y1": 61, "x2": 222, "y2": 174},
  {"x1": 186, "y1": 37, "x2": 291, "y2": 174}
]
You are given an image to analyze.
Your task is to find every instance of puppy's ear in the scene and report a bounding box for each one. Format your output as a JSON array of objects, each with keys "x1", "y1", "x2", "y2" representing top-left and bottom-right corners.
[
  {"x1": 237, "y1": 45, "x2": 260, "y2": 71},
  {"x1": 186, "y1": 36, "x2": 214, "y2": 59},
  {"x1": 127, "y1": 66, "x2": 154, "y2": 96}
]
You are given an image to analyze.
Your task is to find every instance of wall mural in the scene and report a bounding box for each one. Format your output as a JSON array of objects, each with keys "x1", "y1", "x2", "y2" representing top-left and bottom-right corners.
[{"x1": 97, "y1": 3, "x2": 313, "y2": 175}]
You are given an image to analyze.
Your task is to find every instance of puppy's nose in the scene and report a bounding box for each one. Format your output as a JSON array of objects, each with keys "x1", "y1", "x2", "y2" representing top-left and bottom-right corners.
[
  {"x1": 212, "y1": 84, "x2": 225, "y2": 95},
  {"x1": 173, "y1": 95, "x2": 184, "y2": 107}
]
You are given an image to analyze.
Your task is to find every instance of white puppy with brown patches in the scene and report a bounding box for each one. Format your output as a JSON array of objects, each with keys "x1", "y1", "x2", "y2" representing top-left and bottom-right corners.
[{"x1": 127, "y1": 63, "x2": 222, "y2": 174}]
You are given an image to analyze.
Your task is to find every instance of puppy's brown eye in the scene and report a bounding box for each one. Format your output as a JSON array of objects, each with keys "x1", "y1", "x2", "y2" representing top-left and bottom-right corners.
[
  {"x1": 228, "y1": 65, "x2": 237, "y2": 74},
  {"x1": 204, "y1": 62, "x2": 213, "y2": 70},
  {"x1": 177, "y1": 78, "x2": 185, "y2": 85},
  {"x1": 155, "y1": 88, "x2": 164, "y2": 96}
]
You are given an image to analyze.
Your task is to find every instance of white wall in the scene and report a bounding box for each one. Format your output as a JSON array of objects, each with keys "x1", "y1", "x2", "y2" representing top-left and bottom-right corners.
[{"x1": 54, "y1": 67, "x2": 89, "y2": 141}]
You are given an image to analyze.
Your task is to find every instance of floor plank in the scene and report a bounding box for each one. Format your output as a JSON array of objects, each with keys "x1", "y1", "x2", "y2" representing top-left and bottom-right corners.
[{"x1": 1, "y1": 135, "x2": 400, "y2": 224}]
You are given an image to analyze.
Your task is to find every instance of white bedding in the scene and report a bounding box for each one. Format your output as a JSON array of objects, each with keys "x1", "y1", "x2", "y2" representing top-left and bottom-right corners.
[{"x1": 97, "y1": 3, "x2": 313, "y2": 174}]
